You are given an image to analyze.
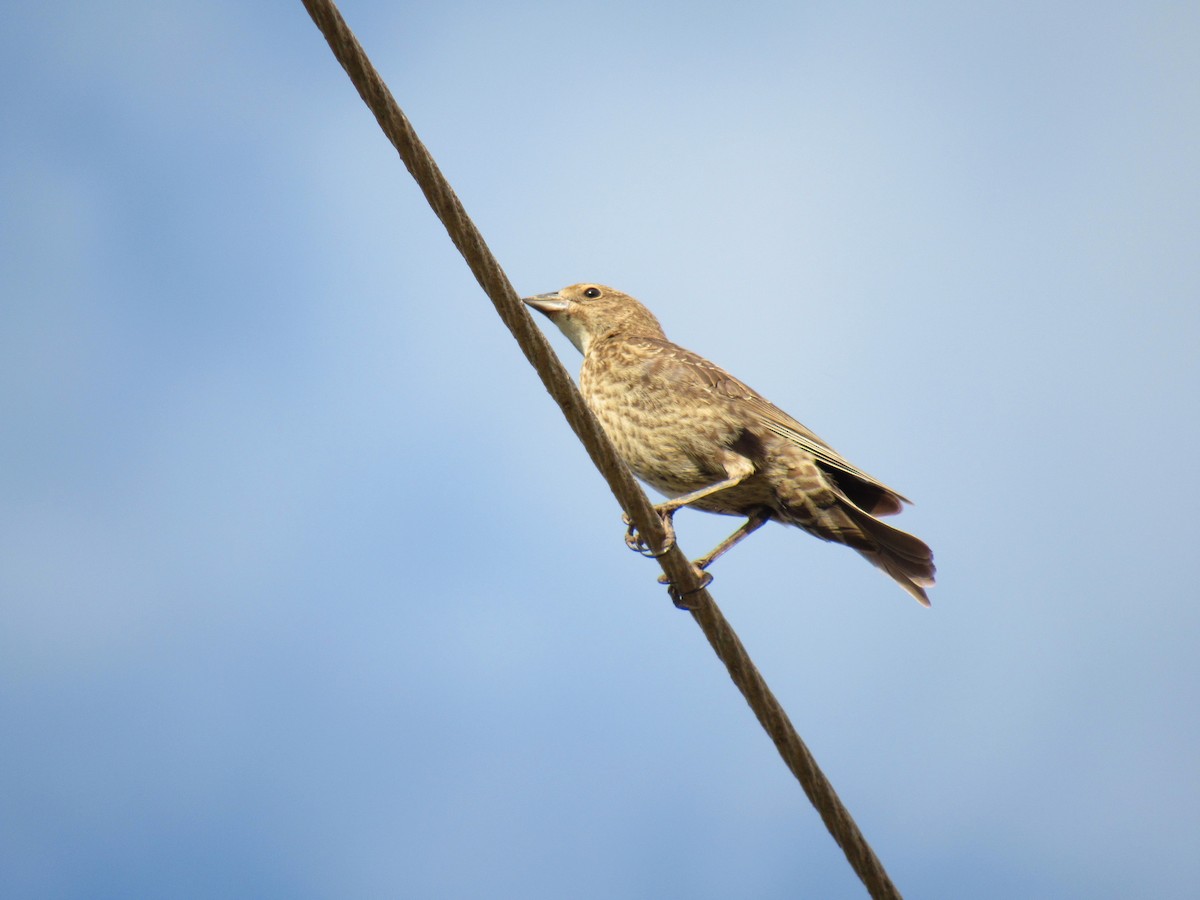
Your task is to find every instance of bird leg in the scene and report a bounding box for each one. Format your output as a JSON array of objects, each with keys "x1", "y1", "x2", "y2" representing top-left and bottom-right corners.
[
  {"x1": 624, "y1": 456, "x2": 755, "y2": 559},
  {"x1": 694, "y1": 508, "x2": 771, "y2": 570},
  {"x1": 656, "y1": 509, "x2": 771, "y2": 587}
]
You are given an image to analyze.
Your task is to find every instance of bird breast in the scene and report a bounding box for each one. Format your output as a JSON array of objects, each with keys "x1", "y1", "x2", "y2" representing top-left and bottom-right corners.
[{"x1": 579, "y1": 339, "x2": 767, "y2": 509}]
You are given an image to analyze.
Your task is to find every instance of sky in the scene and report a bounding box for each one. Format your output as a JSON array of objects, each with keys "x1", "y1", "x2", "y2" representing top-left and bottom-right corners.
[{"x1": 2, "y1": 1, "x2": 1198, "y2": 897}]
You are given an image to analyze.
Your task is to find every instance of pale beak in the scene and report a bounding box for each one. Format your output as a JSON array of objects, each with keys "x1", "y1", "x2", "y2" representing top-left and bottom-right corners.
[{"x1": 522, "y1": 292, "x2": 570, "y2": 315}]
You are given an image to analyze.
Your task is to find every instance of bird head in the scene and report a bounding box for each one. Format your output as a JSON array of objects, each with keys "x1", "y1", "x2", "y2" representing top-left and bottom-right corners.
[{"x1": 522, "y1": 283, "x2": 666, "y2": 355}]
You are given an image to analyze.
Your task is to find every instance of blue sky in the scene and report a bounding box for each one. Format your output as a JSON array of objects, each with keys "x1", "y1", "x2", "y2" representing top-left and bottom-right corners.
[{"x1": 2, "y1": 2, "x2": 1198, "y2": 897}]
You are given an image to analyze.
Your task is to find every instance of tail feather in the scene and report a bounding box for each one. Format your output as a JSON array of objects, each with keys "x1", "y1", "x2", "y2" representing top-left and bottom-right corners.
[
  {"x1": 842, "y1": 503, "x2": 936, "y2": 606},
  {"x1": 780, "y1": 492, "x2": 936, "y2": 605}
]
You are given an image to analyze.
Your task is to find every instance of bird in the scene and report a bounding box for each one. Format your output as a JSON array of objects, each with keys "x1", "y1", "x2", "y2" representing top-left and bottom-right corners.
[{"x1": 522, "y1": 283, "x2": 936, "y2": 605}]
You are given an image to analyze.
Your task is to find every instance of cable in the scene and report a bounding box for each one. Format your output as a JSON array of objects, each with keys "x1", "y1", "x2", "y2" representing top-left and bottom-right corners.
[{"x1": 300, "y1": 3, "x2": 904, "y2": 896}]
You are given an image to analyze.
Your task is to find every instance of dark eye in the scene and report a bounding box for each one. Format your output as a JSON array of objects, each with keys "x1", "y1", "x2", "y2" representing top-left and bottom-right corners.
[{"x1": 583, "y1": 287, "x2": 602, "y2": 299}]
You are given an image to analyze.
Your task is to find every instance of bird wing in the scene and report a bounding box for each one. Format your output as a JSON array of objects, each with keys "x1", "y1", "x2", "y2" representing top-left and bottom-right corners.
[
  {"x1": 741, "y1": 395, "x2": 911, "y2": 508},
  {"x1": 632, "y1": 337, "x2": 911, "y2": 509}
]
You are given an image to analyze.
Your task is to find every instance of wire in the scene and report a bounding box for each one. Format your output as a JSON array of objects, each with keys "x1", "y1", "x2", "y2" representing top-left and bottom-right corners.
[{"x1": 300, "y1": 2, "x2": 904, "y2": 896}]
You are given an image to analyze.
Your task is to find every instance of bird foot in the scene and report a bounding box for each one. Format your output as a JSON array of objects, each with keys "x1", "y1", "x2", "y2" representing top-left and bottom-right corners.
[
  {"x1": 661, "y1": 568, "x2": 713, "y2": 610},
  {"x1": 622, "y1": 510, "x2": 676, "y2": 558},
  {"x1": 656, "y1": 565, "x2": 713, "y2": 587}
]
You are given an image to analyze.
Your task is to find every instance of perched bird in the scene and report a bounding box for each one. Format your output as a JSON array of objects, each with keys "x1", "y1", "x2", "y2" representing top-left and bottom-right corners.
[{"x1": 523, "y1": 283, "x2": 936, "y2": 605}]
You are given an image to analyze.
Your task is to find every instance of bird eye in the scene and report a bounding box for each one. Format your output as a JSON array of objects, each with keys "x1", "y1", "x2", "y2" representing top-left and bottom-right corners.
[{"x1": 583, "y1": 287, "x2": 601, "y2": 299}]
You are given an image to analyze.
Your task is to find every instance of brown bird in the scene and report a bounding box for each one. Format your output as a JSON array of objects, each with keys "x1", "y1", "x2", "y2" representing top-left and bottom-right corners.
[{"x1": 523, "y1": 283, "x2": 935, "y2": 605}]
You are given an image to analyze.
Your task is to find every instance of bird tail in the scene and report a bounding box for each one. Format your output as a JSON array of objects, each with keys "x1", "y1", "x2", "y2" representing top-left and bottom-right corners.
[
  {"x1": 779, "y1": 493, "x2": 936, "y2": 605},
  {"x1": 840, "y1": 503, "x2": 936, "y2": 606}
]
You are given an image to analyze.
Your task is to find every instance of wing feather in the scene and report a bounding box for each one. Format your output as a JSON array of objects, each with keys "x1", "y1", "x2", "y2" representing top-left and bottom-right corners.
[{"x1": 631, "y1": 336, "x2": 910, "y2": 510}]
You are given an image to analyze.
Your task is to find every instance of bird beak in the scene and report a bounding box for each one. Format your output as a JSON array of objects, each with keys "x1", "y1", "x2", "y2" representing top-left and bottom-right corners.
[{"x1": 522, "y1": 292, "x2": 570, "y2": 315}]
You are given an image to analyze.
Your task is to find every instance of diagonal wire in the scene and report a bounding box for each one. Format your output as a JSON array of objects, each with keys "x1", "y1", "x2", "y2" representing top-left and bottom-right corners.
[{"x1": 298, "y1": 2, "x2": 903, "y2": 897}]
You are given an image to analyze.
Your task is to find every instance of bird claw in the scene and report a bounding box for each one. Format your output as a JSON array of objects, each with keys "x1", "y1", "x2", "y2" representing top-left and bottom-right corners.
[
  {"x1": 657, "y1": 566, "x2": 713, "y2": 587},
  {"x1": 622, "y1": 511, "x2": 676, "y2": 558},
  {"x1": 663, "y1": 569, "x2": 714, "y2": 610}
]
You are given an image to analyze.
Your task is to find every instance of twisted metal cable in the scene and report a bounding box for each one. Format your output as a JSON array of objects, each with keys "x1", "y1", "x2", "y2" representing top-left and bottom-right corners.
[{"x1": 299, "y1": 3, "x2": 903, "y2": 896}]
